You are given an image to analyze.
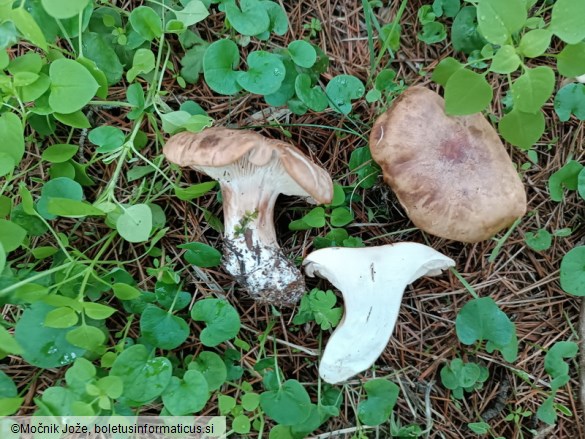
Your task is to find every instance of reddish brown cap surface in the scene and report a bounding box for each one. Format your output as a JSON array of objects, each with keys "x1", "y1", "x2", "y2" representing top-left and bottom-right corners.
[{"x1": 369, "y1": 86, "x2": 527, "y2": 243}]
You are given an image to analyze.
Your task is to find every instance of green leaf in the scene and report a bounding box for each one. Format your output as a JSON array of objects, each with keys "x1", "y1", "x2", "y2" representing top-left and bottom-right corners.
[
  {"x1": 451, "y1": 6, "x2": 486, "y2": 54},
  {"x1": 518, "y1": 29, "x2": 552, "y2": 58},
  {"x1": 525, "y1": 229, "x2": 552, "y2": 252},
  {"x1": 490, "y1": 45, "x2": 520, "y2": 74},
  {"x1": 127, "y1": 48, "x2": 155, "y2": 82},
  {"x1": 83, "y1": 302, "x2": 116, "y2": 320},
  {"x1": 260, "y1": 379, "x2": 312, "y2": 425},
  {"x1": 233, "y1": 415, "x2": 251, "y2": 434},
  {"x1": 237, "y1": 51, "x2": 285, "y2": 95},
  {"x1": 113, "y1": 283, "x2": 141, "y2": 300},
  {"x1": 456, "y1": 297, "x2": 515, "y2": 347},
  {"x1": 0, "y1": 219, "x2": 26, "y2": 252},
  {"x1": 203, "y1": 39, "x2": 241, "y2": 95},
  {"x1": 0, "y1": 326, "x2": 23, "y2": 357},
  {"x1": 263, "y1": 1, "x2": 288, "y2": 36},
  {"x1": 544, "y1": 341, "x2": 578, "y2": 378},
  {"x1": 174, "y1": 181, "x2": 217, "y2": 200},
  {"x1": 325, "y1": 75, "x2": 365, "y2": 115},
  {"x1": 476, "y1": 0, "x2": 526, "y2": 45},
  {"x1": 295, "y1": 73, "x2": 328, "y2": 112},
  {"x1": 0, "y1": 154, "x2": 15, "y2": 178},
  {"x1": 37, "y1": 177, "x2": 84, "y2": 220},
  {"x1": 330, "y1": 207, "x2": 353, "y2": 227},
  {"x1": 288, "y1": 40, "x2": 316, "y2": 68},
  {"x1": 431, "y1": 57, "x2": 464, "y2": 86},
  {"x1": 560, "y1": 246, "x2": 585, "y2": 296},
  {"x1": 557, "y1": 43, "x2": 585, "y2": 77},
  {"x1": 550, "y1": 0, "x2": 585, "y2": 44},
  {"x1": 48, "y1": 59, "x2": 99, "y2": 114},
  {"x1": 76, "y1": 56, "x2": 108, "y2": 99},
  {"x1": 162, "y1": 370, "x2": 210, "y2": 415},
  {"x1": 579, "y1": 168, "x2": 585, "y2": 200},
  {"x1": 302, "y1": 207, "x2": 326, "y2": 228},
  {"x1": 357, "y1": 378, "x2": 399, "y2": 426},
  {"x1": 178, "y1": 242, "x2": 222, "y2": 267},
  {"x1": 10, "y1": 8, "x2": 48, "y2": 51},
  {"x1": 241, "y1": 392, "x2": 261, "y2": 411},
  {"x1": 537, "y1": 395, "x2": 557, "y2": 425},
  {"x1": 41, "y1": 144, "x2": 78, "y2": 163},
  {"x1": 110, "y1": 344, "x2": 172, "y2": 404},
  {"x1": 468, "y1": 422, "x2": 491, "y2": 434},
  {"x1": 511, "y1": 66, "x2": 555, "y2": 113},
  {"x1": 88, "y1": 126, "x2": 125, "y2": 153},
  {"x1": 81, "y1": 32, "x2": 124, "y2": 85},
  {"x1": 498, "y1": 109, "x2": 545, "y2": 150},
  {"x1": 129, "y1": 6, "x2": 163, "y2": 41},
  {"x1": 554, "y1": 83, "x2": 585, "y2": 122},
  {"x1": 0, "y1": 243, "x2": 5, "y2": 275},
  {"x1": 15, "y1": 303, "x2": 86, "y2": 368},
  {"x1": 548, "y1": 160, "x2": 584, "y2": 201},
  {"x1": 160, "y1": 111, "x2": 213, "y2": 134},
  {"x1": 116, "y1": 204, "x2": 153, "y2": 243},
  {"x1": 349, "y1": 146, "x2": 382, "y2": 189},
  {"x1": 54, "y1": 111, "x2": 90, "y2": 129},
  {"x1": 44, "y1": 307, "x2": 79, "y2": 328},
  {"x1": 418, "y1": 21, "x2": 447, "y2": 44},
  {"x1": 0, "y1": 113, "x2": 24, "y2": 169},
  {"x1": 433, "y1": 0, "x2": 461, "y2": 17},
  {"x1": 140, "y1": 305, "x2": 189, "y2": 349},
  {"x1": 41, "y1": 0, "x2": 89, "y2": 19},
  {"x1": 191, "y1": 298, "x2": 240, "y2": 347},
  {"x1": 47, "y1": 198, "x2": 105, "y2": 218},
  {"x1": 189, "y1": 351, "x2": 227, "y2": 391},
  {"x1": 65, "y1": 325, "x2": 106, "y2": 351},
  {"x1": 224, "y1": 0, "x2": 270, "y2": 36},
  {"x1": 444, "y1": 68, "x2": 493, "y2": 115},
  {"x1": 174, "y1": 0, "x2": 208, "y2": 26}
]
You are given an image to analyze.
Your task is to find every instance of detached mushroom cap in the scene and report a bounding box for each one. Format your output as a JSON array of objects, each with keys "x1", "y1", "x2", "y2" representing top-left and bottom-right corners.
[
  {"x1": 303, "y1": 243, "x2": 455, "y2": 384},
  {"x1": 164, "y1": 127, "x2": 333, "y2": 305},
  {"x1": 370, "y1": 86, "x2": 527, "y2": 243},
  {"x1": 164, "y1": 128, "x2": 333, "y2": 204}
]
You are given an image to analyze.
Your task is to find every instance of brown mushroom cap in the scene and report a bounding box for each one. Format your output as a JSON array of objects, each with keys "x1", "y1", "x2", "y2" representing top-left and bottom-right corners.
[
  {"x1": 163, "y1": 127, "x2": 333, "y2": 204},
  {"x1": 369, "y1": 86, "x2": 526, "y2": 243}
]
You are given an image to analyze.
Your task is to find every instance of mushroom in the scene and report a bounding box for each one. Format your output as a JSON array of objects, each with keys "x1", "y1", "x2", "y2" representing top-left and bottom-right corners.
[
  {"x1": 164, "y1": 127, "x2": 333, "y2": 306},
  {"x1": 369, "y1": 86, "x2": 527, "y2": 243},
  {"x1": 303, "y1": 243, "x2": 455, "y2": 384}
]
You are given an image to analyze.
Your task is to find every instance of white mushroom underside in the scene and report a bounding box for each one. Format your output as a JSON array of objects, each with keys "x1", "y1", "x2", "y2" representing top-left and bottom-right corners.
[{"x1": 303, "y1": 243, "x2": 455, "y2": 384}]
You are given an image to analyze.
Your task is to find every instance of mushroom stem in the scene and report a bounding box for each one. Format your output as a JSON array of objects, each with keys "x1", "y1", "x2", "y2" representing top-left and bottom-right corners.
[
  {"x1": 303, "y1": 243, "x2": 455, "y2": 384},
  {"x1": 210, "y1": 161, "x2": 306, "y2": 306}
]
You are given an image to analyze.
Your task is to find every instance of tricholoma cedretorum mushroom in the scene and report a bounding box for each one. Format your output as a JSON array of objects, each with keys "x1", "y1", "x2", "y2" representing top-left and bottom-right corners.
[
  {"x1": 164, "y1": 127, "x2": 333, "y2": 306},
  {"x1": 370, "y1": 86, "x2": 527, "y2": 243},
  {"x1": 303, "y1": 243, "x2": 455, "y2": 384}
]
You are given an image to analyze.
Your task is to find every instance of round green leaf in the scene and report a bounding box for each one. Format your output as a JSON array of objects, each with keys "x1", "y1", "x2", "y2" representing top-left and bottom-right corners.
[
  {"x1": 560, "y1": 246, "x2": 585, "y2": 296},
  {"x1": 88, "y1": 126, "x2": 125, "y2": 153},
  {"x1": 36, "y1": 177, "x2": 84, "y2": 220},
  {"x1": 140, "y1": 305, "x2": 189, "y2": 350},
  {"x1": 113, "y1": 283, "x2": 141, "y2": 300},
  {"x1": 554, "y1": 83, "x2": 585, "y2": 122},
  {"x1": 129, "y1": 6, "x2": 162, "y2": 41},
  {"x1": 116, "y1": 204, "x2": 153, "y2": 243},
  {"x1": 511, "y1": 66, "x2": 555, "y2": 113},
  {"x1": 325, "y1": 75, "x2": 365, "y2": 115},
  {"x1": 518, "y1": 29, "x2": 552, "y2": 58},
  {"x1": 110, "y1": 344, "x2": 172, "y2": 404},
  {"x1": 237, "y1": 51, "x2": 285, "y2": 95},
  {"x1": 432, "y1": 57, "x2": 464, "y2": 86},
  {"x1": 48, "y1": 59, "x2": 98, "y2": 113},
  {"x1": 224, "y1": 0, "x2": 269, "y2": 36},
  {"x1": 162, "y1": 370, "x2": 210, "y2": 415},
  {"x1": 330, "y1": 207, "x2": 354, "y2": 227},
  {"x1": 233, "y1": 415, "x2": 251, "y2": 434},
  {"x1": 525, "y1": 229, "x2": 552, "y2": 252},
  {"x1": 0, "y1": 219, "x2": 27, "y2": 252},
  {"x1": 476, "y1": 0, "x2": 526, "y2": 45},
  {"x1": 550, "y1": 0, "x2": 585, "y2": 44},
  {"x1": 295, "y1": 73, "x2": 328, "y2": 112},
  {"x1": 174, "y1": 0, "x2": 209, "y2": 26},
  {"x1": 178, "y1": 242, "x2": 222, "y2": 267},
  {"x1": 260, "y1": 379, "x2": 312, "y2": 425},
  {"x1": 444, "y1": 68, "x2": 493, "y2": 115},
  {"x1": 203, "y1": 39, "x2": 241, "y2": 95},
  {"x1": 451, "y1": 6, "x2": 486, "y2": 54},
  {"x1": 357, "y1": 378, "x2": 399, "y2": 426},
  {"x1": 557, "y1": 43, "x2": 585, "y2": 77},
  {"x1": 65, "y1": 325, "x2": 106, "y2": 351},
  {"x1": 189, "y1": 351, "x2": 227, "y2": 391},
  {"x1": 41, "y1": 144, "x2": 78, "y2": 163},
  {"x1": 44, "y1": 307, "x2": 79, "y2": 328},
  {"x1": 14, "y1": 303, "x2": 86, "y2": 368},
  {"x1": 41, "y1": 0, "x2": 89, "y2": 19},
  {"x1": 455, "y1": 297, "x2": 514, "y2": 347},
  {"x1": 191, "y1": 298, "x2": 240, "y2": 347},
  {"x1": 498, "y1": 109, "x2": 545, "y2": 150},
  {"x1": 490, "y1": 45, "x2": 520, "y2": 74},
  {"x1": 288, "y1": 40, "x2": 316, "y2": 68},
  {"x1": 0, "y1": 153, "x2": 15, "y2": 178},
  {"x1": 0, "y1": 112, "x2": 24, "y2": 167}
]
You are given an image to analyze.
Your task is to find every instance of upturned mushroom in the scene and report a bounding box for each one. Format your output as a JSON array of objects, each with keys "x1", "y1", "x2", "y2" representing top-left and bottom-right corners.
[
  {"x1": 164, "y1": 127, "x2": 333, "y2": 306},
  {"x1": 369, "y1": 86, "x2": 527, "y2": 243},
  {"x1": 303, "y1": 243, "x2": 454, "y2": 384}
]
